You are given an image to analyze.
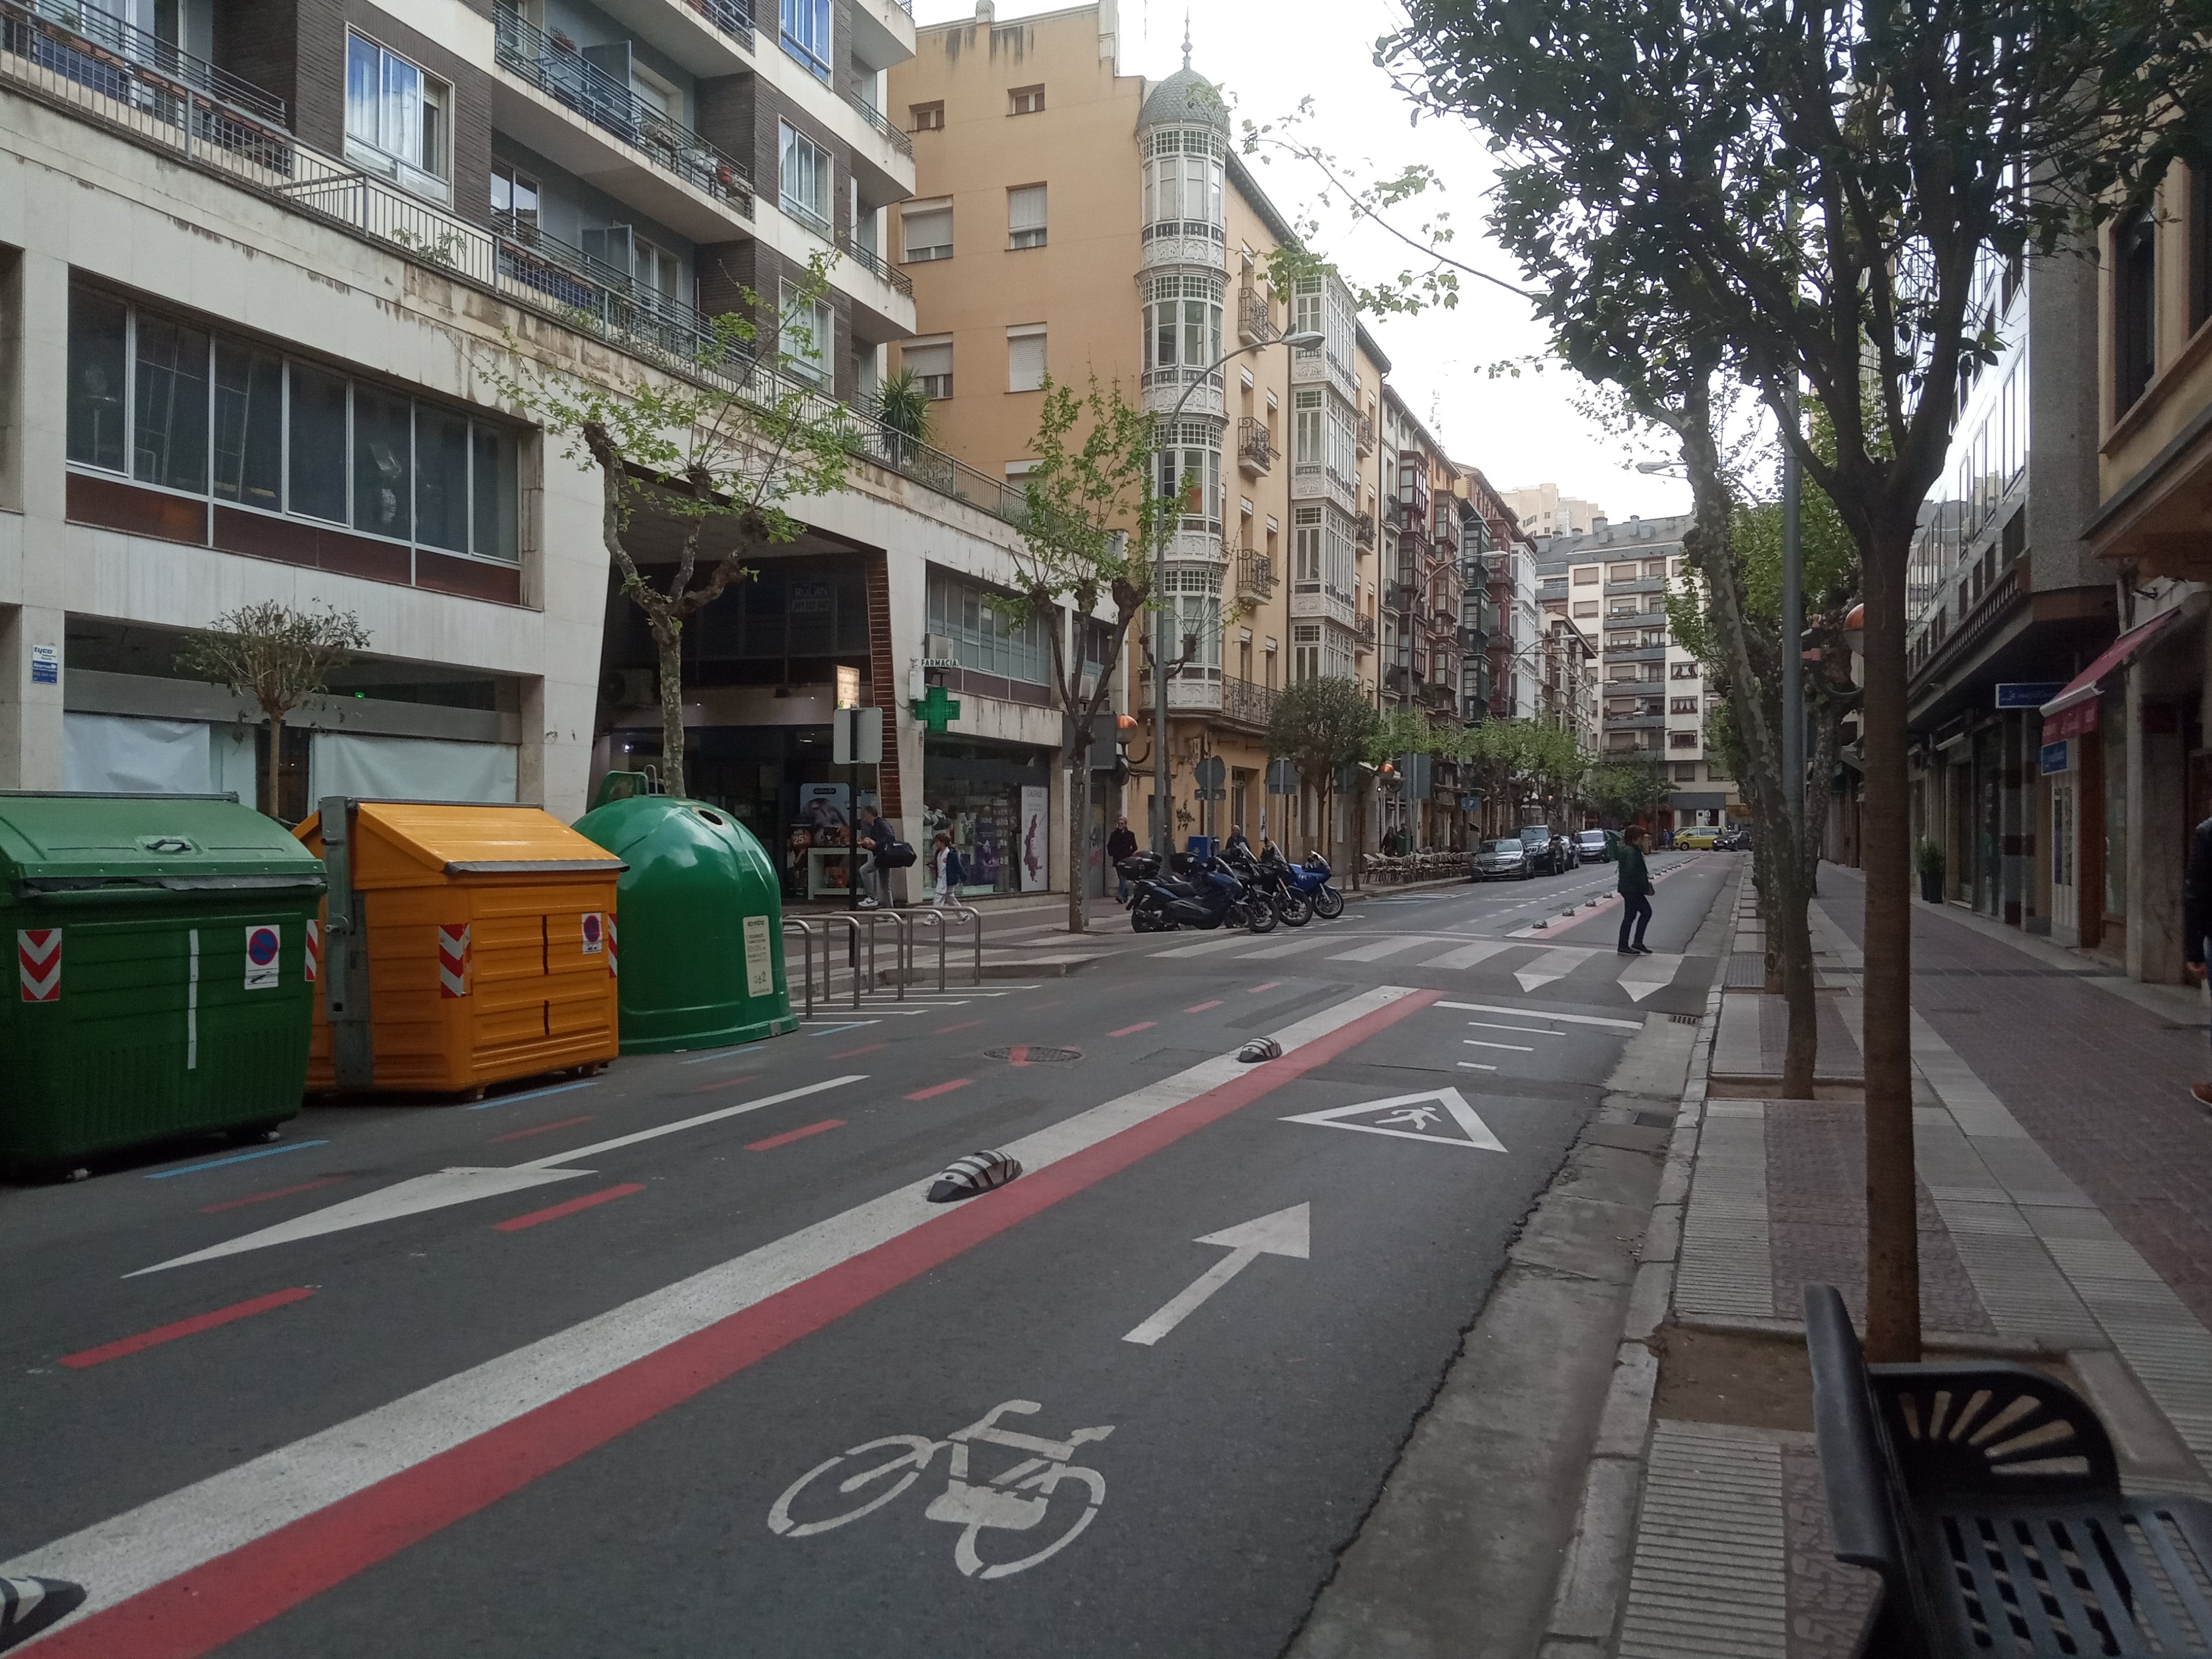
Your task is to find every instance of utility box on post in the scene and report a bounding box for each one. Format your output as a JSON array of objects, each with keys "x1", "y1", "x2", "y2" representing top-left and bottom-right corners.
[
  {"x1": 297, "y1": 800, "x2": 625, "y2": 1097},
  {"x1": 572, "y1": 794, "x2": 797, "y2": 1054},
  {"x1": 0, "y1": 792, "x2": 325, "y2": 1169}
]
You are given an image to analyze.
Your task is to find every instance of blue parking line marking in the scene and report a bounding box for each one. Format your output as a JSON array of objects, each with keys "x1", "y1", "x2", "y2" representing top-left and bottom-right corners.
[
  {"x1": 464, "y1": 1080, "x2": 602, "y2": 1111},
  {"x1": 145, "y1": 1139, "x2": 330, "y2": 1179}
]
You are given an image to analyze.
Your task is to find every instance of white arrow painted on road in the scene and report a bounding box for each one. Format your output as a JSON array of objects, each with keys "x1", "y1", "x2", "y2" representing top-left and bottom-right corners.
[
  {"x1": 1122, "y1": 1203, "x2": 1310, "y2": 1347},
  {"x1": 130, "y1": 1076, "x2": 867, "y2": 1276},
  {"x1": 1617, "y1": 952, "x2": 1684, "y2": 1002},
  {"x1": 1513, "y1": 946, "x2": 1590, "y2": 993}
]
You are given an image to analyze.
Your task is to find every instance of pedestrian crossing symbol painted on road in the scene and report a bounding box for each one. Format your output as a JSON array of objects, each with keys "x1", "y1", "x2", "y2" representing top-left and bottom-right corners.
[{"x1": 1280, "y1": 1088, "x2": 1507, "y2": 1153}]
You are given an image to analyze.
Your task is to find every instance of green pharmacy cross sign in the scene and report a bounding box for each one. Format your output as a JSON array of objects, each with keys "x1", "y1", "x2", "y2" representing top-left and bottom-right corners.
[{"x1": 910, "y1": 683, "x2": 962, "y2": 735}]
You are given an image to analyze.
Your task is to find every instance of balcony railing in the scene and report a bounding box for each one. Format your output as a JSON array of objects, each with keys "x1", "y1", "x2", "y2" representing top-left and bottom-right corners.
[
  {"x1": 1237, "y1": 416, "x2": 1273, "y2": 475},
  {"x1": 676, "y1": 0, "x2": 754, "y2": 50},
  {"x1": 1238, "y1": 286, "x2": 1272, "y2": 344},
  {"x1": 494, "y1": 6, "x2": 753, "y2": 214},
  {"x1": 1357, "y1": 613, "x2": 1378, "y2": 646},
  {"x1": 1233, "y1": 546, "x2": 1275, "y2": 602},
  {"x1": 837, "y1": 233, "x2": 914, "y2": 297},
  {"x1": 3, "y1": 0, "x2": 285, "y2": 124},
  {"x1": 1220, "y1": 675, "x2": 1278, "y2": 731},
  {"x1": 1355, "y1": 412, "x2": 1375, "y2": 456},
  {"x1": 844, "y1": 90, "x2": 914, "y2": 158},
  {"x1": 1355, "y1": 514, "x2": 1374, "y2": 549}
]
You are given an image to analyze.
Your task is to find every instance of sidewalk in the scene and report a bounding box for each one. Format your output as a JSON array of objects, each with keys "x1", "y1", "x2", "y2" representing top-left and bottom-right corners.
[{"x1": 1594, "y1": 864, "x2": 2212, "y2": 1657}]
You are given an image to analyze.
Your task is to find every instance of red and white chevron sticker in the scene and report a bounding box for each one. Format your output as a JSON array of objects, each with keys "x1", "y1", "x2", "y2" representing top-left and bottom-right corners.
[
  {"x1": 437, "y1": 922, "x2": 471, "y2": 999},
  {"x1": 17, "y1": 928, "x2": 60, "y2": 1002},
  {"x1": 605, "y1": 914, "x2": 618, "y2": 980},
  {"x1": 304, "y1": 919, "x2": 321, "y2": 983}
]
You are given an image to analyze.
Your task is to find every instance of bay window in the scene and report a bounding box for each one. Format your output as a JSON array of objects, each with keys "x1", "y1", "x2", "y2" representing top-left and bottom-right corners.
[
  {"x1": 1141, "y1": 128, "x2": 1225, "y2": 239},
  {"x1": 1155, "y1": 420, "x2": 1223, "y2": 531},
  {"x1": 1142, "y1": 273, "x2": 1224, "y2": 385}
]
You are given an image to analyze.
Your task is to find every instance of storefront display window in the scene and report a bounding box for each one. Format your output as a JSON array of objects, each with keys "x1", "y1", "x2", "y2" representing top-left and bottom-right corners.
[{"x1": 919, "y1": 739, "x2": 1051, "y2": 897}]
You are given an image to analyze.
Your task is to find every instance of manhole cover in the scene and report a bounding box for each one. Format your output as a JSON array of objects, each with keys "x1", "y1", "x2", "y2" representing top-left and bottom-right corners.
[{"x1": 984, "y1": 1045, "x2": 1082, "y2": 1064}]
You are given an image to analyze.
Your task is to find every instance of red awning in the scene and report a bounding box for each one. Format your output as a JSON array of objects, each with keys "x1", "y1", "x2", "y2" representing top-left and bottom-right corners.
[{"x1": 2038, "y1": 610, "x2": 2184, "y2": 739}]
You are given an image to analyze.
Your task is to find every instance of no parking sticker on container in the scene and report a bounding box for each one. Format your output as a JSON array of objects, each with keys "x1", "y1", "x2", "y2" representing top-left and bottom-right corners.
[
  {"x1": 582, "y1": 912, "x2": 605, "y2": 955},
  {"x1": 244, "y1": 925, "x2": 281, "y2": 991}
]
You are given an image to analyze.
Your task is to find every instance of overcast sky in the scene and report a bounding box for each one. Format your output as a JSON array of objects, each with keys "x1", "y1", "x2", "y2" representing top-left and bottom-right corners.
[{"x1": 909, "y1": 0, "x2": 1694, "y2": 522}]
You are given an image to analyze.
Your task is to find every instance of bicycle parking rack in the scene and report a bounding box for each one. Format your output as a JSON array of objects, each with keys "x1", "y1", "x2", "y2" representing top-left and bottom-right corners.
[{"x1": 780, "y1": 905, "x2": 987, "y2": 1015}]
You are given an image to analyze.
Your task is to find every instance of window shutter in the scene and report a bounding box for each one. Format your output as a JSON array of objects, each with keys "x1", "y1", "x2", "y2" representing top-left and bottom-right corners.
[
  {"x1": 1007, "y1": 329, "x2": 1046, "y2": 393},
  {"x1": 902, "y1": 200, "x2": 953, "y2": 261},
  {"x1": 1008, "y1": 184, "x2": 1046, "y2": 247}
]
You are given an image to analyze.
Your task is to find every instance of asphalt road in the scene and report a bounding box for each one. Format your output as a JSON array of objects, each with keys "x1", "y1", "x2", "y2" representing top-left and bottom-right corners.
[{"x1": 0, "y1": 852, "x2": 1734, "y2": 1658}]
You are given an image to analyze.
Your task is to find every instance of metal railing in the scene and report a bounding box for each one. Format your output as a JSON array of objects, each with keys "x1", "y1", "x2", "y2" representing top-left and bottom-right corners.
[
  {"x1": 1233, "y1": 546, "x2": 1274, "y2": 601},
  {"x1": 1238, "y1": 286, "x2": 1272, "y2": 343},
  {"x1": 1236, "y1": 415, "x2": 1273, "y2": 474},
  {"x1": 838, "y1": 233, "x2": 914, "y2": 297},
  {"x1": 3, "y1": 0, "x2": 282, "y2": 122},
  {"x1": 780, "y1": 905, "x2": 983, "y2": 1010},
  {"x1": 494, "y1": 5, "x2": 753, "y2": 213},
  {"x1": 844, "y1": 90, "x2": 914, "y2": 158},
  {"x1": 1220, "y1": 675, "x2": 1278, "y2": 730},
  {"x1": 678, "y1": 0, "x2": 754, "y2": 48}
]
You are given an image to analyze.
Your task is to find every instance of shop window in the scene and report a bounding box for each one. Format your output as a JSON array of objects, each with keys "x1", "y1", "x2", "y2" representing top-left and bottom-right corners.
[{"x1": 66, "y1": 284, "x2": 522, "y2": 563}]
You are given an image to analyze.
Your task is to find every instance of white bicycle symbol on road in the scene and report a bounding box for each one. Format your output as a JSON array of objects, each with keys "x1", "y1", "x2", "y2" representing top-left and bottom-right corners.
[{"x1": 767, "y1": 1399, "x2": 1114, "y2": 1581}]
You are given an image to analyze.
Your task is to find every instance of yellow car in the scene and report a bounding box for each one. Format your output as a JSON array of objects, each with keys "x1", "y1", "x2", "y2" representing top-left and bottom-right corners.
[{"x1": 1674, "y1": 827, "x2": 1721, "y2": 850}]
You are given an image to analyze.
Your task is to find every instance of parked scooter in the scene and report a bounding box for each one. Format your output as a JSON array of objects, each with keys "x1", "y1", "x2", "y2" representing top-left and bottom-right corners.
[
  {"x1": 1273, "y1": 851, "x2": 1344, "y2": 920},
  {"x1": 1118, "y1": 851, "x2": 1278, "y2": 934}
]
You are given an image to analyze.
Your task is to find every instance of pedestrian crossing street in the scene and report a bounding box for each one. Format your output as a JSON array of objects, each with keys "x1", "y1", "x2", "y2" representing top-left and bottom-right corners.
[{"x1": 1143, "y1": 931, "x2": 1696, "y2": 1002}]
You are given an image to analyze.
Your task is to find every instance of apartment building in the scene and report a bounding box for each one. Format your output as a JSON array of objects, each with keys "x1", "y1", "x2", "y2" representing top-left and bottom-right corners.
[
  {"x1": 2028, "y1": 160, "x2": 2212, "y2": 981},
  {"x1": 0, "y1": 0, "x2": 1104, "y2": 899},
  {"x1": 1538, "y1": 515, "x2": 1739, "y2": 830},
  {"x1": 887, "y1": 4, "x2": 1391, "y2": 860},
  {"x1": 1501, "y1": 481, "x2": 1604, "y2": 542},
  {"x1": 1378, "y1": 389, "x2": 1471, "y2": 726},
  {"x1": 1469, "y1": 470, "x2": 1541, "y2": 723},
  {"x1": 1901, "y1": 245, "x2": 2110, "y2": 938}
]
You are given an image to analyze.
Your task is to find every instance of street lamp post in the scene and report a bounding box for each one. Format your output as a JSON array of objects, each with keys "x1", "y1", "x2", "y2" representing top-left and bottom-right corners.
[{"x1": 1151, "y1": 328, "x2": 1324, "y2": 854}]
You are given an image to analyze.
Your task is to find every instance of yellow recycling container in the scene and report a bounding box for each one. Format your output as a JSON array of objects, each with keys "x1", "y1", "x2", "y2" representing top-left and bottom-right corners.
[{"x1": 296, "y1": 798, "x2": 625, "y2": 1097}]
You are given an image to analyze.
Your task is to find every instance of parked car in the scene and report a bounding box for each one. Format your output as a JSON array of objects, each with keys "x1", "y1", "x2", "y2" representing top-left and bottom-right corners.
[
  {"x1": 1574, "y1": 828, "x2": 1613, "y2": 865},
  {"x1": 1471, "y1": 838, "x2": 1534, "y2": 880},
  {"x1": 1675, "y1": 826, "x2": 1721, "y2": 851},
  {"x1": 1519, "y1": 825, "x2": 1570, "y2": 875}
]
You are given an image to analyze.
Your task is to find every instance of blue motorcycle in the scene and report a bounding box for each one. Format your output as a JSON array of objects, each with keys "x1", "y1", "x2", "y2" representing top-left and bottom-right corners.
[{"x1": 1267, "y1": 850, "x2": 1344, "y2": 920}]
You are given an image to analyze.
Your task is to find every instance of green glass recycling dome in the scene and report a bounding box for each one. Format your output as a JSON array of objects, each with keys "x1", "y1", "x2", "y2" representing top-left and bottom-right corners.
[
  {"x1": 1138, "y1": 64, "x2": 1228, "y2": 133},
  {"x1": 570, "y1": 793, "x2": 796, "y2": 1055}
]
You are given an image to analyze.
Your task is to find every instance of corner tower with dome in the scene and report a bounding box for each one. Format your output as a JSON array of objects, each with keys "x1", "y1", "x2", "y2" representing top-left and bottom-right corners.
[{"x1": 892, "y1": 2, "x2": 1394, "y2": 869}]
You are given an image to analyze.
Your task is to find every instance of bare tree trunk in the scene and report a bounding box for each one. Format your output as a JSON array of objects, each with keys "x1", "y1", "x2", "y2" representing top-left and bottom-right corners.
[
  {"x1": 655, "y1": 629, "x2": 686, "y2": 798},
  {"x1": 1066, "y1": 748, "x2": 1090, "y2": 935},
  {"x1": 1677, "y1": 409, "x2": 1819, "y2": 1099},
  {"x1": 1860, "y1": 529, "x2": 1920, "y2": 1362},
  {"x1": 264, "y1": 711, "x2": 284, "y2": 820}
]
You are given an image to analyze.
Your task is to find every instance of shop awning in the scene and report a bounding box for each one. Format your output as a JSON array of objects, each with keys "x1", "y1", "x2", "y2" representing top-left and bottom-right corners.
[{"x1": 2037, "y1": 610, "x2": 2184, "y2": 739}]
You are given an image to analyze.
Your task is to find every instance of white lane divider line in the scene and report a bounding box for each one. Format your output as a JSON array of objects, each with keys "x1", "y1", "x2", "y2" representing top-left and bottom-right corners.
[
  {"x1": 18, "y1": 986, "x2": 1427, "y2": 1642},
  {"x1": 1465, "y1": 1021, "x2": 1563, "y2": 1037},
  {"x1": 1464, "y1": 1040, "x2": 1534, "y2": 1053},
  {"x1": 1437, "y1": 1000, "x2": 1644, "y2": 1033}
]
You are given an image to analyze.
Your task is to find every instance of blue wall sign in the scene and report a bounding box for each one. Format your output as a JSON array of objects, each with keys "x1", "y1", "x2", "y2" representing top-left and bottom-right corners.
[{"x1": 1996, "y1": 682, "x2": 2065, "y2": 709}]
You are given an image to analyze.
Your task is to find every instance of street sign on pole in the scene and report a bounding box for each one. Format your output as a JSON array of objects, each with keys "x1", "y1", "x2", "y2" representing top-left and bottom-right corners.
[
  {"x1": 1265, "y1": 757, "x2": 1298, "y2": 795},
  {"x1": 1194, "y1": 755, "x2": 1226, "y2": 801},
  {"x1": 832, "y1": 707, "x2": 884, "y2": 766}
]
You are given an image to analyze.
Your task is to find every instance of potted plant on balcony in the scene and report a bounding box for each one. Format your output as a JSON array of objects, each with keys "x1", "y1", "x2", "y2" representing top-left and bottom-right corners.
[{"x1": 1915, "y1": 837, "x2": 1945, "y2": 903}]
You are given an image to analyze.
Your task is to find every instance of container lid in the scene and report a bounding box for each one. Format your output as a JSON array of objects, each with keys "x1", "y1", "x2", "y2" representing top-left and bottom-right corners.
[
  {"x1": 300, "y1": 801, "x2": 626, "y2": 882},
  {"x1": 0, "y1": 792, "x2": 327, "y2": 893}
]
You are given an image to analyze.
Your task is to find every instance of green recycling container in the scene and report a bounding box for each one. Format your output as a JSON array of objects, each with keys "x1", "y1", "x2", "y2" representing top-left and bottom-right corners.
[
  {"x1": 571, "y1": 793, "x2": 797, "y2": 1054},
  {"x1": 0, "y1": 792, "x2": 326, "y2": 1168}
]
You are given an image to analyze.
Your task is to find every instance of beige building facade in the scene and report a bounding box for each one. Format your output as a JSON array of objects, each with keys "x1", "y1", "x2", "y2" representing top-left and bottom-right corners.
[{"x1": 891, "y1": 3, "x2": 1390, "y2": 863}]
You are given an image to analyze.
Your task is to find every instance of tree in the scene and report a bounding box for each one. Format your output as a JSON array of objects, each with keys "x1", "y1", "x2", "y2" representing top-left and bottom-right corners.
[
  {"x1": 177, "y1": 601, "x2": 369, "y2": 820},
  {"x1": 493, "y1": 262, "x2": 853, "y2": 798},
  {"x1": 871, "y1": 367, "x2": 934, "y2": 470},
  {"x1": 999, "y1": 374, "x2": 1165, "y2": 935},
  {"x1": 1265, "y1": 677, "x2": 1379, "y2": 867},
  {"x1": 1586, "y1": 759, "x2": 1671, "y2": 827},
  {"x1": 1382, "y1": 0, "x2": 2212, "y2": 1359}
]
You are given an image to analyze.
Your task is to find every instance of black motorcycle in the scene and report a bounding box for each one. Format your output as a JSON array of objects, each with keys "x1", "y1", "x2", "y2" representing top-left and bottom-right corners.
[
  {"x1": 1118, "y1": 851, "x2": 1277, "y2": 934},
  {"x1": 1224, "y1": 847, "x2": 1313, "y2": 927}
]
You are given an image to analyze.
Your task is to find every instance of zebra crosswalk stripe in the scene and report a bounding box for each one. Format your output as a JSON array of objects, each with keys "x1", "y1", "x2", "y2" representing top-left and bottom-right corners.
[{"x1": 1327, "y1": 938, "x2": 1429, "y2": 963}]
